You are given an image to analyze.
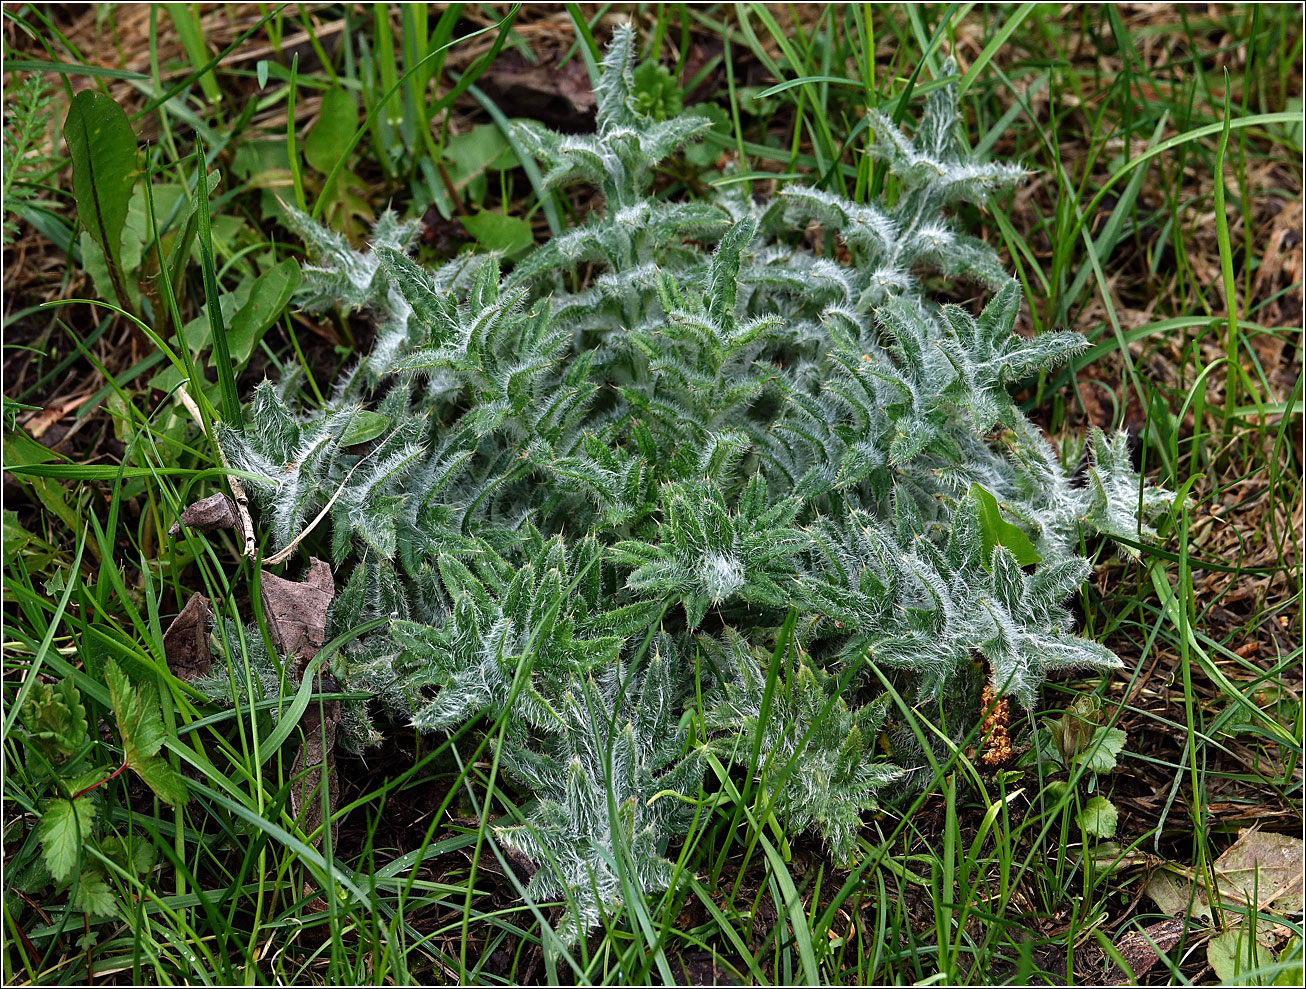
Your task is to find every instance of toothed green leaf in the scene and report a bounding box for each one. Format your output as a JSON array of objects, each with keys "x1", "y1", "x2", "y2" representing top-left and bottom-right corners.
[
  {"x1": 37, "y1": 797, "x2": 96, "y2": 882},
  {"x1": 104, "y1": 659, "x2": 189, "y2": 807}
]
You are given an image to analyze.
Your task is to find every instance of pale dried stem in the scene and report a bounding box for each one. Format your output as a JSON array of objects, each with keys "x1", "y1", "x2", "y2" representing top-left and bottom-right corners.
[{"x1": 177, "y1": 385, "x2": 256, "y2": 558}]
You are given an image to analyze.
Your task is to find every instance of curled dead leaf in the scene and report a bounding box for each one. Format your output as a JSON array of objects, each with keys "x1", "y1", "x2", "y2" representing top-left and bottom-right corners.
[
  {"x1": 291, "y1": 670, "x2": 342, "y2": 912},
  {"x1": 259, "y1": 557, "x2": 334, "y2": 673},
  {"x1": 1102, "y1": 917, "x2": 1189, "y2": 986},
  {"x1": 169, "y1": 492, "x2": 240, "y2": 537},
  {"x1": 162, "y1": 592, "x2": 212, "y2": 681}
]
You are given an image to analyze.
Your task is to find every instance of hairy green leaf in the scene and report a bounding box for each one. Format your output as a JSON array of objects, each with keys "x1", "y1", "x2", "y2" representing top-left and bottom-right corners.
[{"x1": 218, "y1": 30, "x2": 1174, "y2": 943}]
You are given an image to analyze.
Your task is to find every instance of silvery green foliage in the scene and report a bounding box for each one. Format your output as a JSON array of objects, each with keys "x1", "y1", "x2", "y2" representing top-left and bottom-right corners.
[
  {"x1": 391, "y1": 535, "x2": 623, "y2": 734},
  {"x1": 1076, "y1": 426, "x2": 1174, "y2": 548},
  {"x1": 220, "y1": 25, "x2": 1172, "y2": 940},
  {"x1": 187, "y1": 621, "x2": 284, "y2": 714},
  {"x1": 801, "y1": 494, "x2": 1119, "y2": 710},
  {"x1": 281, "y1": 206, "x2": 419, "y2": 319},
  {"x1": 703, "y1": 630, "x2": 902, "y2": 864},
  {"x1": 495, "y1": 642, "x2": 701, "y2": 944},
  {"x1": 609, "y1": 475, "x2": 806, "y2": 630}
]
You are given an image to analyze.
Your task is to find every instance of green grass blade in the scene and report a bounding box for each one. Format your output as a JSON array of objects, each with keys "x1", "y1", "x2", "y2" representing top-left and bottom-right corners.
[
  {"x1": 286, "y1": 52, "x2": 307, "y2": 213},
  {"x1": 167, "y1": 4, "x2": 222, "y2": 105},
  {"x1": 1212, "y1": 73, "x2": 1241, "y2": 457},
  {"x1": 2, "y1": 526, "x2": 86, "y2": 735},
  {"x1": 255, "y1": 618, "x2": 386, "y2": 764},
  {"x1": 4, "y1": 58, "x2": 150, "y2": 80},
  {"x1": 191, "y1": 139, "x2": 242, "y2": 428},
  {"x1": 757, "y1": 829, "x2": 820, "y2": 985},
  {"x1": 564, "y1": 3, "x2": 601, "y2": 84},
  {"x1": 957, "y1": 3, "x2": 1035, "y2": 95}
]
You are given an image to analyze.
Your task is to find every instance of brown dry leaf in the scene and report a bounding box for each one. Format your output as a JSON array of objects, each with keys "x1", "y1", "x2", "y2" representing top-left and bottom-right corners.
[
  {"x1": 22, "y1": 394, "x2": 94, "y2": 440},
  {"x1": 266, "y1": 555, "x2": 340, "y2": 910},
  {"x1": 1213, "y1": 828, "x2": 1305, "y2": 913},
  {"x1": 259, "y1": 558, "x2": 334, "y2": 670},
  {"x1": 162, "y1": 592, "x2": 212, "y2": 681},
  {"x1": 1251, "y1": 200, "x2": 1303, "y2": 332},
  {"x1": 290, "y1": 669, "x2": 342, "y2": 913},
  {"x1": 169, "y1": 492, "x2": 240, "y2": 536},
  {"x1": 1103, "y1": 917, "x2": 1190, "y2": 985},
  {"x1": 501, "y1": 54, "x2": 594, "y2": 110},
  {"x1": 1076, "y1": 379, "x2": 1116, "y2": 432},
  {"x1": 1146, "y1": 868, "x2": 1214, "y2": 922},
  {"x1": 290, "y1": 671, "x2": 341, "y2": 853}
]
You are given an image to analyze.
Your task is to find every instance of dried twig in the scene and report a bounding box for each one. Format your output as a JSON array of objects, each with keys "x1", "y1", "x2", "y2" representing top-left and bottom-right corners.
[{"x1": 263, "y1": 446, "x2": 379, "y2": 566}]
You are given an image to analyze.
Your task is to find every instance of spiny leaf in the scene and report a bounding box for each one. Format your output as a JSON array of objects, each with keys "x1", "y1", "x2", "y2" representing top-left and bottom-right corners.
[
  {"x1": 374, "y1": 244, "x2": 458, "y2": 344},
  {"x1": 213, "y1": 29, "x2": 1174, "y2": 944}
]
